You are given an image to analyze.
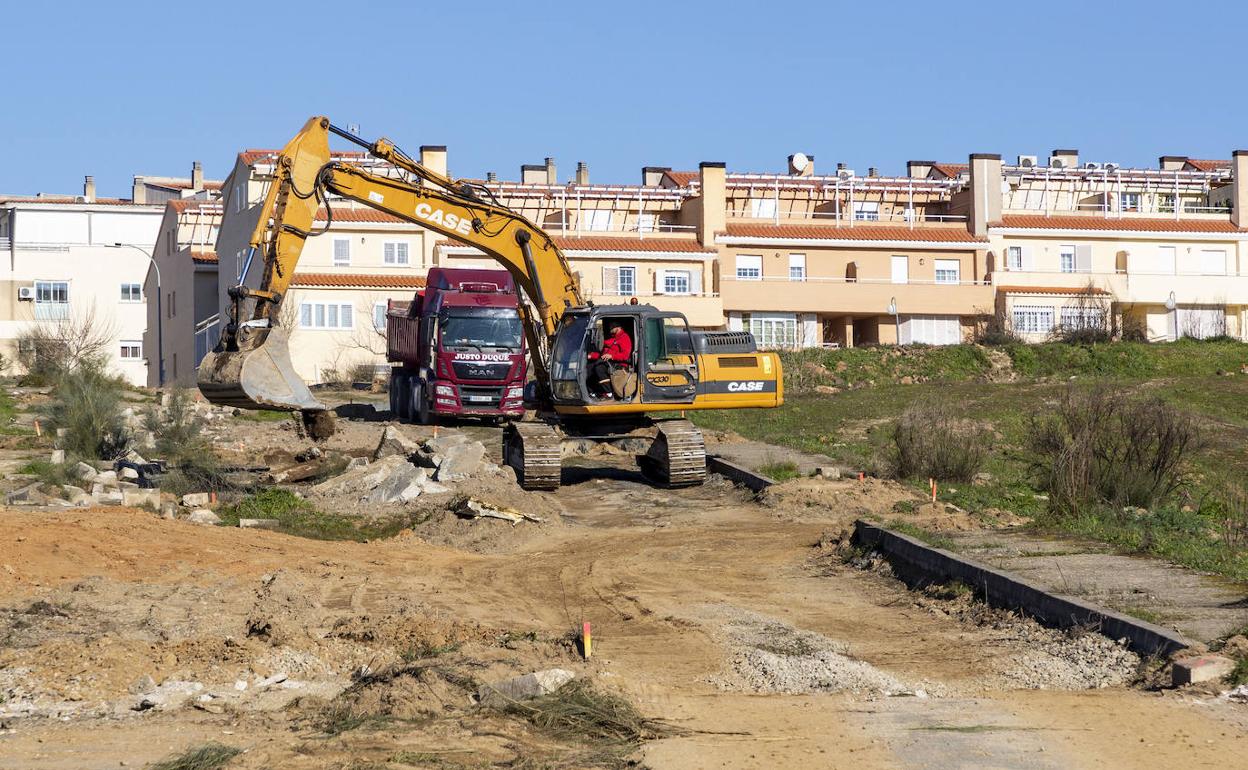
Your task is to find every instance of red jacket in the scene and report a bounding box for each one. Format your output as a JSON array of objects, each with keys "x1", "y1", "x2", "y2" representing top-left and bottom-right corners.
[{"x1": 600, "y1": 329, "x2": 632, "y2": 363}]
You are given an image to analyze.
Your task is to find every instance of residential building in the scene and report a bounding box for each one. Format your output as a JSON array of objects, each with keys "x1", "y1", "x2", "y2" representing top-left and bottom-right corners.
[{"x1": 982, "y1": 150, "x2": 1248, "y2": 341}]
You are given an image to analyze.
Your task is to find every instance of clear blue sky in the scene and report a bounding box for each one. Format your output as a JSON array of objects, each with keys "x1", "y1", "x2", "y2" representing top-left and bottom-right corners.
[{"x1": 3, "y1": 0, "x2": 1245, "y2": 197}]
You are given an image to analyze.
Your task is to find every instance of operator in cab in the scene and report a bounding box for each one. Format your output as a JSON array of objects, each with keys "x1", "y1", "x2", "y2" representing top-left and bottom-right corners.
[{"x1": 587, "y1": 322, "x2": 632, "y2": 399}]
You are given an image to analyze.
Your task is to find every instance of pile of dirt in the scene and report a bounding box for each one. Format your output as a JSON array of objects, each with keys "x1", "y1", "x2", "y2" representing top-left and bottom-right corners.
[{"x1": 761, "y1": 477, "x2": 923, "y2": 523}]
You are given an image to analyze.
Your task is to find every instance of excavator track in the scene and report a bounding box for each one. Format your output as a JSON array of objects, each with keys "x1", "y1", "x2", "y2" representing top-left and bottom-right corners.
[
  {"x1": 503, "y1": 422, "x2": 562, "y2": 490},
  {"x1": 640, "y1": 418, "x2": 707, "y2": 487}
]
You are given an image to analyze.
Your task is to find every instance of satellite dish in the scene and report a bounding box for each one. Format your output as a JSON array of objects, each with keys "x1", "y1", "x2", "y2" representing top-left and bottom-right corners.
[{"x1": 790, "y1": 152, "x2": 810, "y2": 173}]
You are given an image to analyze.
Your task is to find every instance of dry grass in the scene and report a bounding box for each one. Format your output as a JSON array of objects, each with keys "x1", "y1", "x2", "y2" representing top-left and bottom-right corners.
[
  {"x1": 148, "y1": 742, "x2": 241, "y2": 770},
  {"x1": 888, "y1": 403, "x2": 989, "y2": 482}
]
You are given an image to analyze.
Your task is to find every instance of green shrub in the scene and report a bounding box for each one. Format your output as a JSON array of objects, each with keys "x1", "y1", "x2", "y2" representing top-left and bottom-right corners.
[
  {"x1": 42, "y1": 368, "x2": 130, "y2": 460},
  {"x1": 148, "y1": 742, "x2": 241, "y2": 770},
  {"x1": 758, "y1": 459, "x2": 801, "y2": 482},
  {"x1": 889, "y1": 403, "x2": 989, "y2": 482}
]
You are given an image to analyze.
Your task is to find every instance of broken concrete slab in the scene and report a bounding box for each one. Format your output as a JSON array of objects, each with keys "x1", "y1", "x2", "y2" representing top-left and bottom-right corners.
[
  {"x1": 187, "y1": 509, "x2": 222, "y2": 525},
  {"x1": 311, "y1": 455, "x2": 412, "y2": 498},
  {"x1": 74, "y1": 462, "x2": 97, "y2": 482},
  {"x1": 95, "y1": 470, "x2": 118, "y2": 486},
  {"x1": 62, "y1": 485, "x2": 93, "y2": 507},
  {"x1": 95, "y1": 490, "x2": 125, "y2": 506},
  {"x1": 366, "y1": 463, "x2": 428, "y2": 504},
  {"x1": 346, "y1": 456, "x2": 369, "y2": 470},
  {"x1": 239, "y1": 518, "x2": 280, "y2": 530},
  {"x1": 434, "y1": 441, "x2": 486, "y2": 482},
  {"x1": 477, "y1": 669, "x2": 575, "y2": 707},
  {"x1": 1173, "y1": 655, "x2": 1237, "y2": 686},
  {"x1": 420, "y1": 481, "x2": 451, "y2": 495},
  {"x1": 6, "y1": 483, "x2": 45, "y2": 505},
  {"x1": 119, "y1": 466, "x2": 140, "y2": 481},
  {"x1": 815, "y1": 466, "x2": 841, "y2": 480},
  {"x1": 49, "y1": 449, "x2": 65, "y2": 465},
  {"x1": 122, "y1": 488, "x2": 160, "y2": 508},
  {"x1": 266, "y1": 460, "x2": 329, "y2": 484},
  {"x1": 180, "y1": 492, "x2": 211, "y2": 508},
  {"x1": 132, "y1": 680, "x2": 204, "y2": 712},
  {"x1": 374, "y1": 425, "x2": 421, "y2": 460},
  {"x1": 424, "y1": 433, "x2": 468, "y2": 456}
]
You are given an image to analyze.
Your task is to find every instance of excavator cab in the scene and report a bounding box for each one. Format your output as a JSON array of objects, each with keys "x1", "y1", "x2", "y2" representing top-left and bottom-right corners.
[{"x1": 548, "y1": 305, "x2": 698, "y2": 409}]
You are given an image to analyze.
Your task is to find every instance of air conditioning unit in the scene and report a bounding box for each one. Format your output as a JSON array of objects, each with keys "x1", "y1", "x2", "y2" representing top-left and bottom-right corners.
[
  {"x1": 1104, "y1": 162, "x2": 1121, "y2": 172},
  {"x1": 1084, "y1": 162, "x2": 1102, "y2": 170},
  {"x1": 837, "y1": 168, "x2": 855, "y2": 180},
  {"x1": 1017, "y1": 155, "x2": 1037, "y2": 168},
  {"x1": 17, "y1": 286, "x2": 34, "y2": 301},
  {"x1": 1049, "y1": 156, "x2": 1066, "y2": 169}
]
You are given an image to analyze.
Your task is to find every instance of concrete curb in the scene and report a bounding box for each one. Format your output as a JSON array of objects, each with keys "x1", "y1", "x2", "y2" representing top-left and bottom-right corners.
[
  {"x1": 706, "y1": 456, "x2": 775, "y2": 492},
  {"x1": 852, "y1": 520, "x2": 1195, "y2": 658}
]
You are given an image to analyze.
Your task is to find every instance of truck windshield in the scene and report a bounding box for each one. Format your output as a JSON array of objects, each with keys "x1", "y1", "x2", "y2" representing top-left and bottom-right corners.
[{"x1": 440, "y1": 312, "x2": 523, "y2": 351}]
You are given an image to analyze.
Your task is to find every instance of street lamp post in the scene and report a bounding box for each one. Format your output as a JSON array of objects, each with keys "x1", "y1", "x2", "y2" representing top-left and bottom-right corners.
[
  {"x1": 109, "y1": 243, "x2": 162, "y2": 386},
  {"x1": 887, "y1": 297, "x2": 899, "y2": 344}
]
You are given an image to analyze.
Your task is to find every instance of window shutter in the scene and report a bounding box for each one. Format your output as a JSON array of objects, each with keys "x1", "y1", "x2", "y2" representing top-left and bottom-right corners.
[
  {"x1": 341, "y1": 304, "x2": 353, "y2": 328},
  {"x1": 690, "y1": 270, "x2": 703, "y2": 294},
  {"x1": 602, "y1": 266, "x2": 619, "y2": 295},
  {"x1": 300, "y1": 304, "x2": 312, "y2": 327},
  {"x1": 384, "y1": 243, "x2": 394, "y2": 263},
  {"x1": 654, "y1": 269, "x2": 665, "y2": 294},
  {"x1": 397, "y1": 243, "x2": 408, "y2": 263},
  {"x1": 1075, "y1": 245, "x2": 1093, "y2": 273},
  {"x1": 1021, "y1": 246, "x2": 1034, "y2": 271}
]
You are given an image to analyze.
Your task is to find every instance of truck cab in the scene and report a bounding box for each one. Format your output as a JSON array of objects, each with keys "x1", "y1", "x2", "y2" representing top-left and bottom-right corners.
[{"x1": 387, "y1": 267, "x2": 527, "y2": 423}]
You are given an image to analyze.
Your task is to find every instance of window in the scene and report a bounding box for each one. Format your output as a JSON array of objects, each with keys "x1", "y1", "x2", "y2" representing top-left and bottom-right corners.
[
  {"x1": 788, "y1": 254, "x2": 806, "y2": 281},
  {"x1": 1119, "y1": 192, "x2": 1140, "y2": 212},
  {"x1": 744, "y1": 313, "x2": 799, "y2": 349},
  {"x1": 169, "y1": 291, "x2": 176, "y2": 318},
  {"x1": 617, "y1": 266, "x2": 636, "y2": 295},
  {"x1": 899, "y1": 316, "x2": 961, "y2": 345},
  {"x1": 749, "y1": 198, "x2": 777, "y2": 219},
  {"x1": 736, "y1": 254, "x2": 762, "y2": 281},
  {"x1": 333, "y1": 238, "x2": 351, "y2": 266},
  {"x1": 852, "y1": 201, "x2": 880, "y2": 221},
  {"x1": 34, "y1": 280, "x2": 69, "y2": 320},
  {"x1": 1006, "y1": 246, "x2": 1023, "y2": 270},
  {"x1": 1060, "y1": 306, "x2": 1105, "y2": 330},
  {"x1": 300, "y1": 302, "x2": 354, "y2": 329},
  {"x1": 1012, "y1": 305, "x2": 1055, "y2": 334},
  {"x1": 934, "y1": 259, "x2": 961, "y2": 284},
  {"x1": 584, "y1": 210, "x2": 612, "y2": 232},
  {"x1": 1158, "y1": 194, "x2": 1176, "y2": 213},
  {"x1": 120, "y1": 283, "x2": 142, "y2": 302},
  {"x1": 1060, "y1": 245, "x2": 1076, "y2": 273},
  {"x1": 637, "y1": 214, "x2": 656, "y2": 233},
  {"x1": 233, "y1": 182, "x2": 247, "y2": 213},
  {"x1": 383, "y1": 241, "x2": 409, "y2": 265},
  {"x1": 1156, "y1": 246, "x2": 1176, "y2": 274},
  {"x1": 1199, "y1": 249, "x2": 1227, "y2": 276},
  {"x1": 119, "y1": 341, "x2": 142, "y2": 359},
  {"x1": 663, "y1": 270, "x2": 691, "y2": 295},
  {"x1": 373, "y1": 303, "x2": 387, "y2": 331}
]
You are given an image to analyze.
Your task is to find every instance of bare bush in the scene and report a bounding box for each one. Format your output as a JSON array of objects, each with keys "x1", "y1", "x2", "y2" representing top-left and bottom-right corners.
[
  {"x1": 1029, "y1": 386, "x2": 1201, "y2": 516},
  {"x1": 889, "y1": 403, "x2": 990, "y2": 482},
  {"x1": 1202, "y1": 477, "x2": 1248, "y2": 551},
  {"x1": 43, "y1": 368, "x2": 130, "y2": 460},
  {"x1": 348, "y1": 360, "x2": 381, "y2": 385},
  {"x1": 972, "y1": 305, "x2": 1024, "y2": 346},
  {"x1": 16, "y1": 303, "x2": 119, "y2": 383},
  {"x1": 1180, "y1": 308, "x2": 1228, "y2": 340},
  {"x1": 1050, "y1": 284, "x2": 1113, "y2": 344}
]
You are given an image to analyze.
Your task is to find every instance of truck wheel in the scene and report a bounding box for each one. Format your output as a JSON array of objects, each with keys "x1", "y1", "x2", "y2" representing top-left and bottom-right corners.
[
  {"x1": 413, "y1": 381, "x2": 433, "y2": 425},
  {"x1": 394, "y1": 373, "x2": 411, "y2": 421}
]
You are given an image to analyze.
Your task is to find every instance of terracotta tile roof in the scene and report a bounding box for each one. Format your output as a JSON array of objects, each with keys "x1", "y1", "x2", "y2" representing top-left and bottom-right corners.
[
  {"x1": 930, "y1": 163, "x2": 969, "y2": 178},
  {"x1": 436, "y1": 236, "x2": 714, "y2": 254},
  {"x1": 996, "y1": 214, "x2": 1246, "y2": 234},
  {"x1": 1184, "y1": 159, "x2": 1230, "y2": 172},
  {"x1": 191, "y1": 250, "x2": 218, "y2": 264},
  {"x1": 663, "y1": 170, "x2": 699, "y2": 186},
  {"x1": 291, "y1": 272, "x2": 427, "y2": 289},
  {"x1": 168, "y1": 199, "x2": 223, "y2": 213},
  {"x1": 142, "y1": 178, "x2": 224, "y2": 191},
  {"x1": 997, "y1": 285, "x2": 1111, "y2": 296},
  {"x1": 723, "y1": 222, "x2": 987, "y2": 243},
  {"x1": 315, "y1": 207, "x2": 406, "y2": 224},
  {"x1": 0, "y1": 195, "x2": 135, "y2": 205}
]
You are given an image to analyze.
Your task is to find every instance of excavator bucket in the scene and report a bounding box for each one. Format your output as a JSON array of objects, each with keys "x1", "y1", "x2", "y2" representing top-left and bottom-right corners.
[{"x1": 197, "y1": 327, "x2": 326, "y2": 412}]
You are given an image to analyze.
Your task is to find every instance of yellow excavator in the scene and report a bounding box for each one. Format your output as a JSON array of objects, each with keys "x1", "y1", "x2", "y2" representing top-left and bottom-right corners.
[{"x1": 199, "y1": 117, "x2": 783, "y2": 489}]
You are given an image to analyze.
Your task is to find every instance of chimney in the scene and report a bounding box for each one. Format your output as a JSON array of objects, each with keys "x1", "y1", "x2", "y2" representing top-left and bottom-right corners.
[
  {"x1": 486, "y1": 171, "x2": 498, "y2": 183},
  {"x1": 1232, "y1": 151, "x2": 1248, "y2": 228},
  {"x1": 575, "y1": 161, "x2": 589, "y2": 186},
  {"x1": 132, "y1": 175, "x2": 146, "y2": 205},
  {"x1": 697, "y1": 162, "x2": 726, "y2": 247},
  {"x1": 907, "y1": 160, "x2": 935, "y2": 179},
  {"x1": 969, "y1": 153, "x2": 1003, "y2": 237},
  {"x1": 545, "y1": 157, "x2": 557, "y2": 185},
  {"x1": 521, "y1": 164, "x2": 545, "y2": 184},
  {"x1": 83, "y1": 175, "x2": 96, "y2": 202},
  {"x1": 191, "y1": 161, "x2": 204, "y2": 192},
  {"x1": 836, "y1": 162, "x2": 846, "y2": 172},
  {"x1": 1159, "y1": 155, "x2": 1188, "y2": 172},
  {"x1": 867, "y1": 167, "x2": 879, "y2": 178},
  {"x1": 787, "y1": 153, "x2": 814, "y2": 177},
  {"x1": 642, "y1": 166, "x2": 670, "y2": 186},
  {"x1": 420, "y1": 145, "x2": 447, "y2": 177},
  {"x1": 1051, "y1": 148, "x2": 1079, "y2": 168}
]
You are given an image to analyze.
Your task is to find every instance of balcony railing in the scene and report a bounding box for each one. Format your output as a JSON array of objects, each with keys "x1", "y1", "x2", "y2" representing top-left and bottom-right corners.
[
  {"x1": 194, "y1": 315, "x2": 221, "y2": 366},
  {"x1": 726, "y1": 275, "x2": 989, "y2": 287},
  {"x1": 727, "y1": 209, "x2": 968, "y2": 225},
  {"x1": 541, "y1": 222, "x2": 697, "y2": 236},
  {"x1": 33, "y1": 302, "x2": 69, "y2": 321}
]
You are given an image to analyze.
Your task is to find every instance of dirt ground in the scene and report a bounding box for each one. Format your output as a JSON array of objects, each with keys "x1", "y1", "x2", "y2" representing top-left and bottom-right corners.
[{"x1": 2, "y1": 411, "x2": 1248, "y2": 768}]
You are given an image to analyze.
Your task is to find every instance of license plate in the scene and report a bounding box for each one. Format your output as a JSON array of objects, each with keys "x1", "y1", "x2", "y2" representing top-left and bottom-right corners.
[{"x1": 466, "y1": 395, "x2": 493, "y2": 402}]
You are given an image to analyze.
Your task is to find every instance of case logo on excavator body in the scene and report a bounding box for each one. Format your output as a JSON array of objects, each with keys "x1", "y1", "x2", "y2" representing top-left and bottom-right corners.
[
  {"x1": 727, "y1": 381, "x2": 766, "y2": 392},
  {"x1": 415, "y1": 203, "x2": 473, "y2": 235}
]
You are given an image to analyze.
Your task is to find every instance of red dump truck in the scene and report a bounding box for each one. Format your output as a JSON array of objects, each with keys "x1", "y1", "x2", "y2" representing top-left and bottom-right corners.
[{"x1": 386, "y1": 267, "x2": 527, "y2": 423}]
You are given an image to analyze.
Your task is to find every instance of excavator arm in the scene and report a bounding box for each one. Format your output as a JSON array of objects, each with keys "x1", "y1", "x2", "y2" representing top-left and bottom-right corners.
[{"x1": 199, "y1": 116, "x2": 584, "y2": 412}]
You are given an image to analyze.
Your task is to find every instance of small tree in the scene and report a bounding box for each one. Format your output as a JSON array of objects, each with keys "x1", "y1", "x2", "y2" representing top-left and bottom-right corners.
[
  {"x1": 16, "y1": 303, "x2": 118, "y2": 383},
  {"x1": 1050, "y1": 284, "x2": 1113, "y2": 344},
  {"x1": 43, "y1": 368, "x2": 130, "y2": 460},
  {"x1": 971, "y1": 305, "x2": 1023, "y2": 346}
]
